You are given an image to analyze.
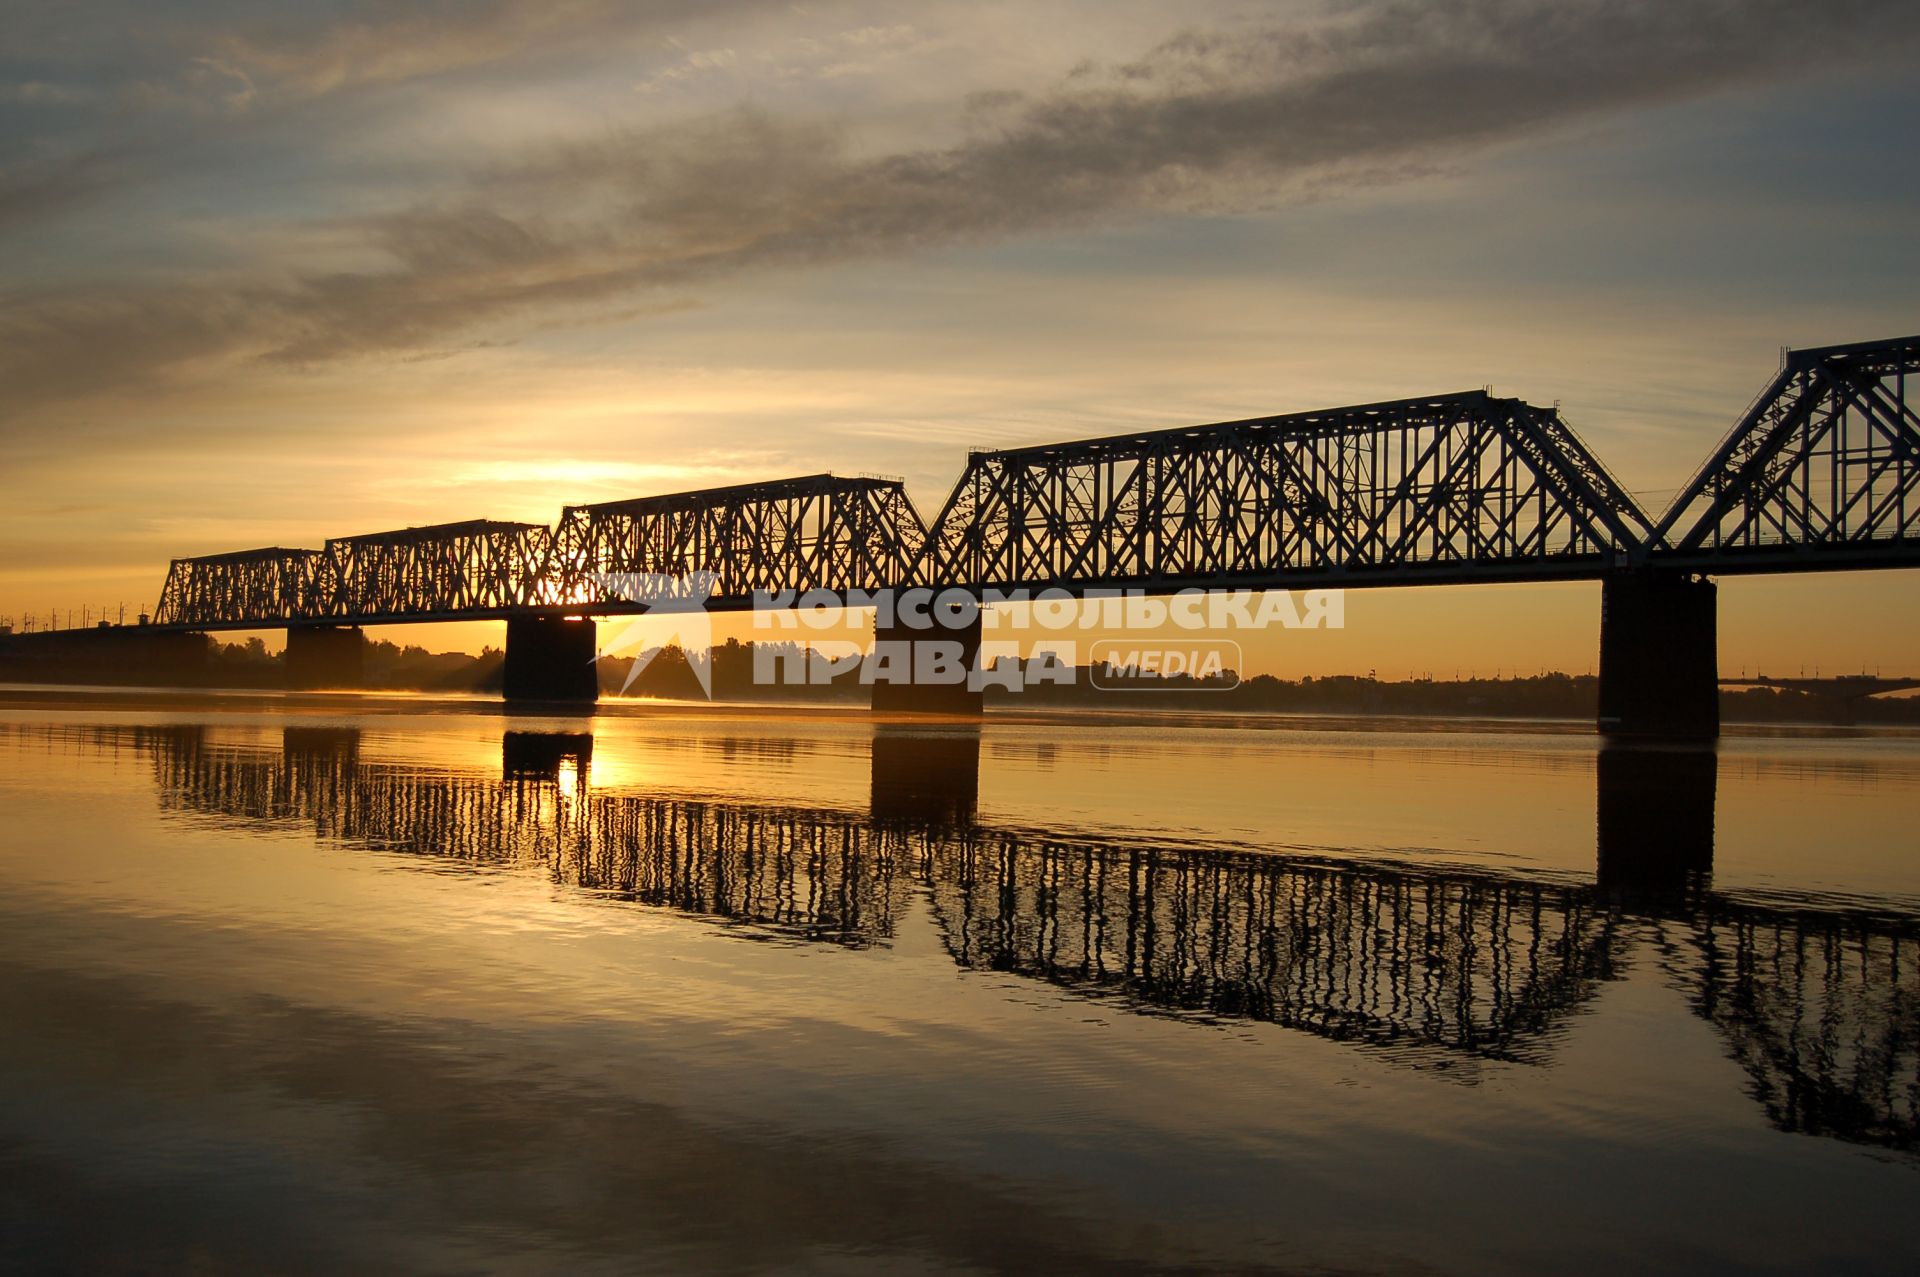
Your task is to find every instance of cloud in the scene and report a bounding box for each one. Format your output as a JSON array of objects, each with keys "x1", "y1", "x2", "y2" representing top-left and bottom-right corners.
[
  {"x1": 211, "y1": 0, "x2": 718, "y2": 99},
  {"x1": 0, "y1": 81, "x2": 97, "y2": 106},
  {"x1": 5, "y1": 0, "x2": 1918, "y2": 416},
  {"x1": 0, "y1": 149, "x2": 116, "y2": 230},
  {"x1": 635, "y1": 46, "x2": 742, "y2": 95},
  {"x1": 10, "y1": 0, "x2": 783, "y2": 107},
  {"x1": 0, "y1": 0, "x2": 794, "y2": 230}
]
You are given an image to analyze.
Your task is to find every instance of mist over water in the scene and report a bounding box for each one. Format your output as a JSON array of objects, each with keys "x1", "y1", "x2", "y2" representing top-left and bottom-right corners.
[{"x1": 1, "y1": 692, "x2": 1916, "y2": 1274}]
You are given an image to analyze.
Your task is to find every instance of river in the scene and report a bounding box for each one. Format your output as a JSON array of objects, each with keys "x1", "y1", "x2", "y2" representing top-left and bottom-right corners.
[{"x1": 1, "y1": 688, "x2": 1915, "y2": 1273}]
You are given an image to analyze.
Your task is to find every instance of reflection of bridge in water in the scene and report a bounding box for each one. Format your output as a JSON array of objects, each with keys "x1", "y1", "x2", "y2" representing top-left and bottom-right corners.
[
  {"x1": 91, "y1": 721, "x2": 1920, "y2": 1151},
  {"x1": 931, "y1": 838, "x2": 1621, "y2": 1069},
  {"x1": 1684, "y1": 907, "x2": 1919, "y2": 1150}
]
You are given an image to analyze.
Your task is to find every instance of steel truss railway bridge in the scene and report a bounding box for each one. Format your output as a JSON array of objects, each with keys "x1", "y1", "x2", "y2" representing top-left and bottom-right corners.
[
  {"x1": 33, "y1": 334, "x2": 1920, "y2": 737},
  {"x1": 25, "y1": 718, "x2": 1900, "y2": 1152}
]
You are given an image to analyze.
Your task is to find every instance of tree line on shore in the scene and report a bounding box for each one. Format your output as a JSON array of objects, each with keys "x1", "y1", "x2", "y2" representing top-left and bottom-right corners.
[{"x1": 176, "y1": 636, "x2": 1920, "y2": 724}]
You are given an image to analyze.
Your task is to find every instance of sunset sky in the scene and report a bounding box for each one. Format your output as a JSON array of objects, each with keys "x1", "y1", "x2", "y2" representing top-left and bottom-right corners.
[{"x1": 3, "y1": 0, "x2": 1917, "y2": 676}]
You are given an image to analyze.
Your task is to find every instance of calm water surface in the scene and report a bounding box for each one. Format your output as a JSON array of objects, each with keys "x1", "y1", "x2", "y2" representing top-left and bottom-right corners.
[{"x1": 1, "y1": 688, "x2": 1916, "y2": 1274}]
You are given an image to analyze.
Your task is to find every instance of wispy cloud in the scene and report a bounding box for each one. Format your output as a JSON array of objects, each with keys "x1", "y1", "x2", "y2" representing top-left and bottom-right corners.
[
  {"x1": 0, "y1": 81, "x2": 97, "y2": 106},
  {"x1": 4, "y1": 0, "x2": 1917, "y2": 419},
  {"x1": 0, "y1": 148, "x2": 116, "y2": 230},
  {"x1": 209, "y1": 0, "x2": 764, "y2": 100},
  {"x1": 0, "y1": 0, "x2": 794, "y2": 230}
]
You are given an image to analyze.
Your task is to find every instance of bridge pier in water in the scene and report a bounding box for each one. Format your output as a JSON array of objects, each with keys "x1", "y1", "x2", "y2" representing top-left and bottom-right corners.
[
  {"x1": 285, "y1": 625, "x2": 365, "y2": 690},
  {"x1": 503, "y1": 617, "x2": 599, "y2": 703},
  {"x1": 869, "y1": 610, "x2": 984, "y2": 715},
  {"x1": 1598, "y1": 570, "x2": 1719, "y2": 741}
]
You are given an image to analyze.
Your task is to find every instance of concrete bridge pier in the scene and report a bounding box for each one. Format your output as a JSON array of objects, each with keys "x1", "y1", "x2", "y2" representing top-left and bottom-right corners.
[
  {"x1": 285, "y1": 625, "x2": 365, "y2": 690},
  {"x1": 1597, "y1": 570, "x2": 1719, "y2": 740},
  {"x1": 870, "y1": 603, "x2": 984, "y2": 715},
  {"x1": 504, "y1": 617, "x2": 599, "y2": 702}
]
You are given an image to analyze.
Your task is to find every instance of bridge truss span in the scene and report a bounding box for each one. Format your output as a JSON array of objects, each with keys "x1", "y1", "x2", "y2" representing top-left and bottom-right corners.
[
  {"x1": 914, "y1": 391, "x2": 1653, "y2": 594},
  {"x1": 131, "y1": 332, "x2": 1920, "y2": 697},
  {"x1": 154, "y1": 522, "x2": 558, "y2": 627},
  {"x1": 326, "y1": 519, "x2": 553, "y2": 622},
  {"x1": 154, "y1": 546, "x2": 333, "y2": 628},
  {"x1": 1654, "y1": 334, "x2": 1920, "y2": 572},
  {"x1": 540, "y1": 473, "x2": 927, "y2": 612}
]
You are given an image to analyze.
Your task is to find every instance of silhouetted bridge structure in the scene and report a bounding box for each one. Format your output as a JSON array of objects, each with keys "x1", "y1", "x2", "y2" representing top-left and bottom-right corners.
[
  {"x1": 17, "y1": 719, "x2": 1901, "y2": 1148},
  {"x1": 1720, "y1": 673, "x2": 1920, "y2": 723},
  {"x1": 12, "y1": 334, "x2": 1920, "y2": 736}
]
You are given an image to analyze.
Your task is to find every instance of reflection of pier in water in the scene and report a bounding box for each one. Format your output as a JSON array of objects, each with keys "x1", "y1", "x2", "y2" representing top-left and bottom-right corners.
[{"x1": 111, "y1": 721, "x2": 1920, "y2": 1148}]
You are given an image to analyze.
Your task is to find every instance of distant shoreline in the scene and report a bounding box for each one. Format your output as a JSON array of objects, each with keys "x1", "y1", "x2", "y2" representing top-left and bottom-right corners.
[{"x1": 4, "y1": 682, "x2": 1916, "y2": 740}]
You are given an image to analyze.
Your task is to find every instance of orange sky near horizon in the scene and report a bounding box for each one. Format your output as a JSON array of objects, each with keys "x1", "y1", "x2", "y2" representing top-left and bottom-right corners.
[
  {"x1": 3, "y1": 2, "x2": 1917, "y2": 677},
  {"x1": 180, "y1": 563, "x2": 1915, "y2": 684}
]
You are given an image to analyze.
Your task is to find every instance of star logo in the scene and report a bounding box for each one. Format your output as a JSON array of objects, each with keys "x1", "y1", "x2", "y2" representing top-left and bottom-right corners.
[{"x1": 589, "y1": 571, "x2": 718, "y2": 697}]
